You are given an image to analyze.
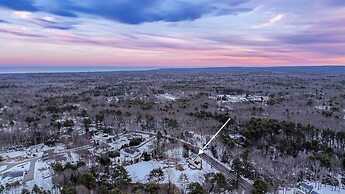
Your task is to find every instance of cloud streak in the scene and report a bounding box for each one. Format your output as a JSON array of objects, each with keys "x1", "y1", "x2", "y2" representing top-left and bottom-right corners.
[
  {"x1": 11, "y1": 11, "x2": 77, "y2": 30},
  {"x1": 0, "y1": 0, "x2": 344, "y2": 66},
  {"x1": 0, "y1": 29, "x2": 45, "y2": 38},
  {"x1": 253, "y1": 14, "x2": 285, "y2": 29},
  {"x1": 0, "y1": 19, "x2": 9, "y2": 23}
]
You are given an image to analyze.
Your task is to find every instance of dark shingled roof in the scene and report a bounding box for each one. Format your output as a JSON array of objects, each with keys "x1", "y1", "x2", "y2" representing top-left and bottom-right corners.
[
  {"x1": 3, "y1": 171, "x2": 23, "y2": 179},
  {"x1": 300, "y1": 183, "x2": 313, "y2": 192},
  {"x1": 124, "y1": 147, "x2": 139, "y2": 154}
]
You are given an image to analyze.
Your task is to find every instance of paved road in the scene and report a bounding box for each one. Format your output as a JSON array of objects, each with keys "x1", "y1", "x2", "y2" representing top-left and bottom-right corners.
[
  {"x1": 0, "y1": 157, "x2": 38, "y2": 183},
  {"x1": 0, "y1": 163, "x2": 16, "y2": 173},
  {"x1": 44, "y1": 145, "x2": 92, "y2": 158},
  {"x1": 199, "y1": 153, "x2": 252, "y2": 194},
  {"x1": 0, "y1": 144, "x2": 92, "y2": 183},
  {"x1": 1, "y1": 131, "x2": 252, "y2": 192},
  {"x1": 23, "y1": 158, "x2": 38, "y2": 182},
  {"x1": 133, "y1": 130, "x2": 253, "y2": 193},
  {"x1": 0, "y1": 157, "x2": 39, "y2": 173}
]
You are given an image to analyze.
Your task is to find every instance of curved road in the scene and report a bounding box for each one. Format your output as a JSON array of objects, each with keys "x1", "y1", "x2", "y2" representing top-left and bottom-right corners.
[
  {"x1": 0, "y1": 145, "x2": 92, "y2": 183},
  {"x1": 1, "y1": 131, "x2": 252, "y2": 193},
  {"x1": 133, "y1": 130, "x2": 252, "y2": 194}
]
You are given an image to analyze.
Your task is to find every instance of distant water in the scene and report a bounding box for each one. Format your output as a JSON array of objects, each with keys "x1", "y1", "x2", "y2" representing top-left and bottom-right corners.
[
  {"x1": 1, "y1": 66, "x2": 344, "y2": 74},
  {"x1": 0, "y1": 66, "x2": 156, "y2": 74}
]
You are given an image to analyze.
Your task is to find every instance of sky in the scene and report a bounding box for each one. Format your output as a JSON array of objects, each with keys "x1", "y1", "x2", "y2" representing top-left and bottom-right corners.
[{"x1": 0, "y1": 0, "x2": 344, "y2": 67}]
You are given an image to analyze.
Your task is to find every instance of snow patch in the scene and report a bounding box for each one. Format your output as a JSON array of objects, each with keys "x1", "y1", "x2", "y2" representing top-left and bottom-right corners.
[
  {"x1": 156, "y1": 94, "x2": 178, "y2": 101},
  {"x1": 211, "y1": 94, "x2": 269, "y2": 103},
  {"x1": 125, "y1": 159, "x2": 217, "y2": 189}
]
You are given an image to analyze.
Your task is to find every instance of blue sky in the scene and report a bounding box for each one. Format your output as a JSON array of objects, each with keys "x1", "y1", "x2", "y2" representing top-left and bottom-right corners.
[{"x1": 0, "y1": 0, "x2": 344, "y2": 67}]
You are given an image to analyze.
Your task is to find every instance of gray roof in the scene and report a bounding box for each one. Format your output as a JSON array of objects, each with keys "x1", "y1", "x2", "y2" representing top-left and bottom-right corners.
[
  {"x1": 3, "y1": 171, "x2": 23, "y2": 179},
  {"x1": 300, "y1": 183, "x2": 313, "y2": 191},
  {"x1": 124, "y1": 147, "x2": 139, "y2": 154},
  {"x1": 311, "y1": 191, "x2": 319, "y2": 194}
]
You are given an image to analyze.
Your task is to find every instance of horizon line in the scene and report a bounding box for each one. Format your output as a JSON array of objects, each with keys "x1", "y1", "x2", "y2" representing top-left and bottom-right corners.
[{"x1": 0, "y1": 65, "x2": 345, "y2": 75}]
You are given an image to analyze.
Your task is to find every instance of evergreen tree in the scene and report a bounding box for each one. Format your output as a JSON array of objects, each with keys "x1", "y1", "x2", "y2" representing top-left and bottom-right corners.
[
  {"x1": 61, "y1": 184, "x2": 76, "y2": 194},
  {"x1": 231, "y1": 158, "x2": 244, "y2": 188},
  {"x1": 78, "y1": 172, "x2": 96, "y2": 189},
  {"x1": 148, "y1": 167, "x2": 164, "y2": 183},
  {"x1": 21, "y1": 189, "x2": 30, "y2": 194},
  {"x1": 113, "y1": 165, "x2": 132, "y2": 186},
  {"x1": 252, "y1": 179, "x2": 268, "y2": 194},
  {"x1": 187, "y1": 182, "x2": 204, "y2": 194},
  {"x1": 145, "y1": 183, "x2": 160, "y2": 193}
]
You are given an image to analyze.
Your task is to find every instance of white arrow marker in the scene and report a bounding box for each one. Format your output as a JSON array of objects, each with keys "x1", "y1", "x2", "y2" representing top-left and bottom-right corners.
[{"x1": 198, "y1": 118, "x2": 232, "y2": 155}]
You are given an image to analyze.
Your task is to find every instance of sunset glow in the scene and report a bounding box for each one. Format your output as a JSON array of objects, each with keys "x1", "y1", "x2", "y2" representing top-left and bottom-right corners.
[{"x1": 0, "y1": 0, "x2": 344, "y2": 67}]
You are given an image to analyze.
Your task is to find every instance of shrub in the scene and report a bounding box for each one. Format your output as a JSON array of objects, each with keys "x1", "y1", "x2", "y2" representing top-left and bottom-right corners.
[{"x1": 129, "y1": 138, "x2": 144, "y2": 147}]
